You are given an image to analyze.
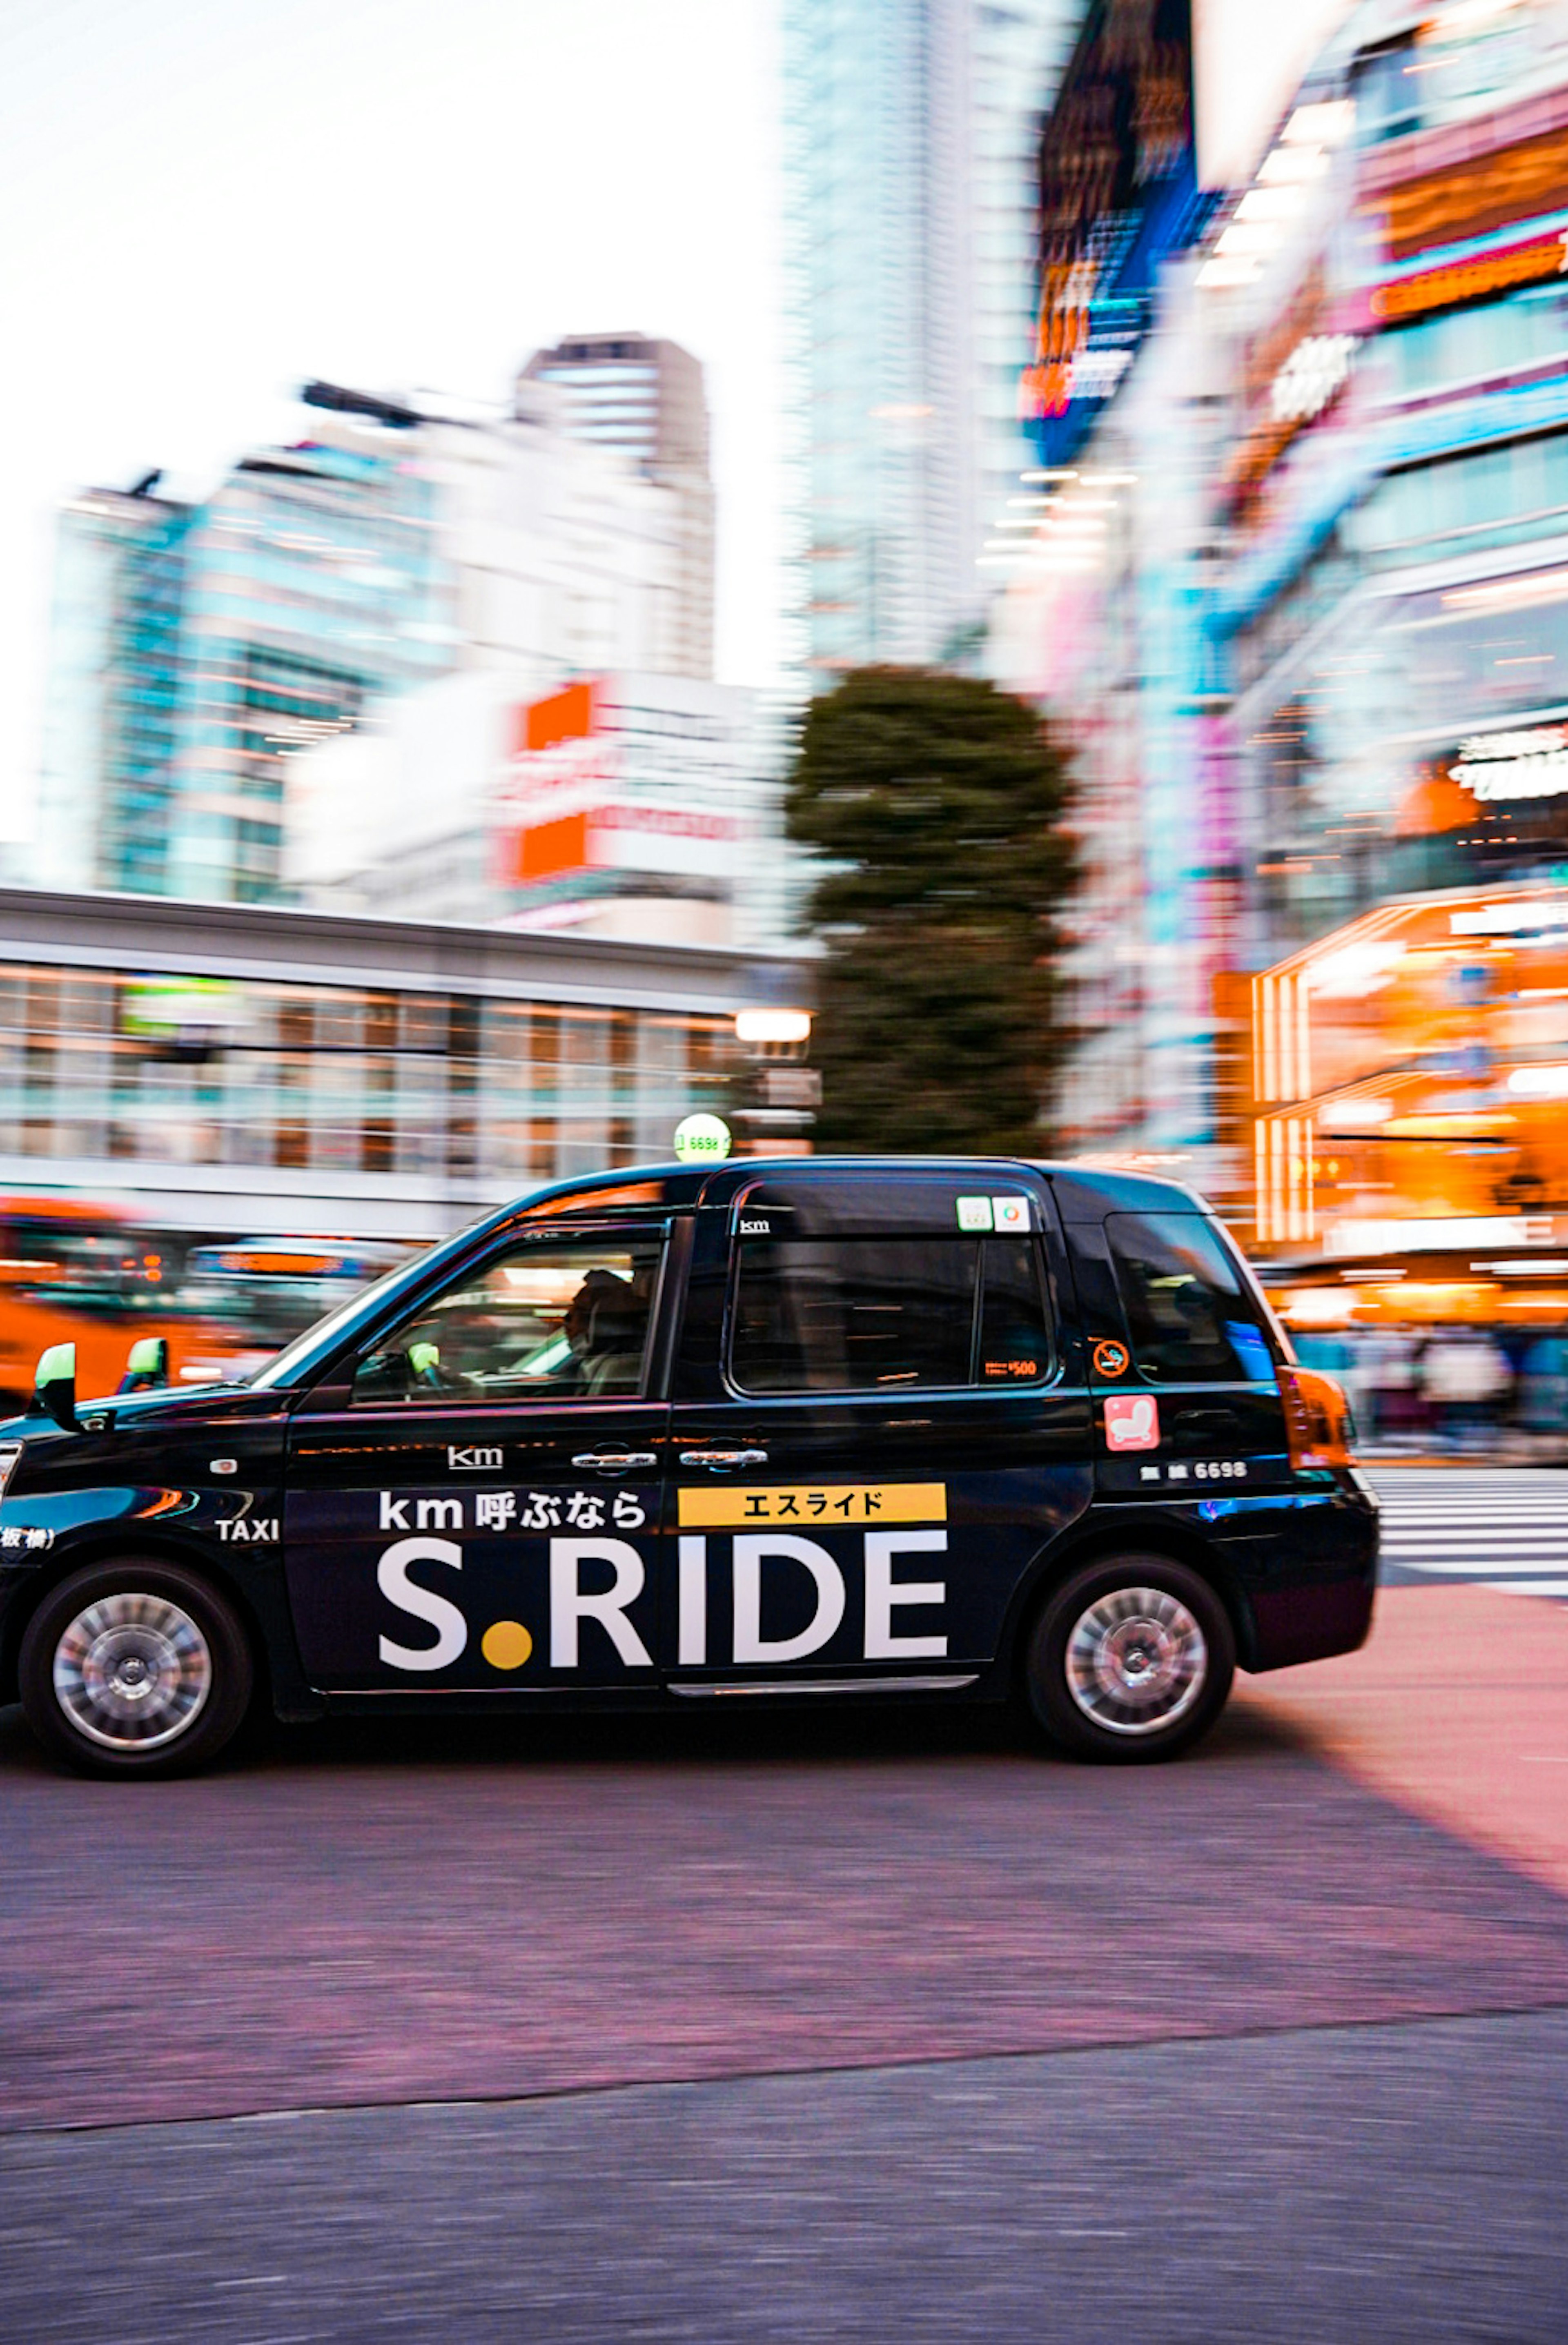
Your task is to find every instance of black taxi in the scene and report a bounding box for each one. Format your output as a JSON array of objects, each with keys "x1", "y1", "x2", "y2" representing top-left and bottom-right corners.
[{"x1": 0, "y1": 1157, "x2": 1377, "y2": 1777}]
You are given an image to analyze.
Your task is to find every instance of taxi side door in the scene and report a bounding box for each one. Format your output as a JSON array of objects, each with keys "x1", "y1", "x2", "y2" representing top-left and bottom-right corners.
[
  {"x1": 1074, "y1": 1208, "x2": 1293, "y2": 1499},
  {"x1": 662, "y1": 1166, "x2": 1094, "y2": 1692},
  {"x1": 283, "y1": 1218, "x2": 681, "y2": 1696}
]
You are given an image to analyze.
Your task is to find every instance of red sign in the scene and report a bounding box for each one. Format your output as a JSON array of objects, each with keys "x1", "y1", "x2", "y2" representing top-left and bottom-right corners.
[
  {"x1": 514, "y1": 680, "x2": 597, "y2": 758},
  {"x1": 1104, "y1": 1393, "x2": 1160, "y2": 1452}
]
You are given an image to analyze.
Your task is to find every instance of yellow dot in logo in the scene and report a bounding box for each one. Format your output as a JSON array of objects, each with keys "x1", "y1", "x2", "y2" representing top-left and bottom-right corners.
[{"x1": 481, "y1": 1619, "x2": 533, "y2": 1670}]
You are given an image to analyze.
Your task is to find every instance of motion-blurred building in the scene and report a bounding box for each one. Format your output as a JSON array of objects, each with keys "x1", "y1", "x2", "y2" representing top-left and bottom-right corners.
[
  {"x1": 36, "y1": 477, "x2": 189, "y2": 899},
  {"x1": 993, "y1": 0, "x2": 1568, "y2": 1314},
  {"x1": 283, "y1": 668, "x2": 791, "y2": 950},
  {"x1": 989, "y1": 0, "x2": 1225, "y2": 1160},
  {"x1": 27, "y1": 370, "x2": 708, "y2": 907},
  {"x1": 782, "y1": 0, "x2": 1076, "y2": 675},
  {"x1": 521, "y1": 335, "x2": 716, "y2": 681},
  {"x1": 0, "y1": 886, "x2": 802, "y2": 1240}
]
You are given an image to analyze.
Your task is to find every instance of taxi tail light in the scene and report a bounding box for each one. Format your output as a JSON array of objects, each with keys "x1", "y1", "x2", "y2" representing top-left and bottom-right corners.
[{"x1": 1277, "y1": 1365, "x2": 1355, "y2": 1470}]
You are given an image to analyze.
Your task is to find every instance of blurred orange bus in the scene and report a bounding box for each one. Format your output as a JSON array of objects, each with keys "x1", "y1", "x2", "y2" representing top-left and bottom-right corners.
[{"x1": 0, "y1": 1198, "x2": 416, "y2": 1407}]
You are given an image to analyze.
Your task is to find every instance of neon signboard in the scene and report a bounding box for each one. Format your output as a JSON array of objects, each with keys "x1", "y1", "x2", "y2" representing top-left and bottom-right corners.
[{"x1": 1025, "y1": 0, "x2": 1212, "y2": 468}]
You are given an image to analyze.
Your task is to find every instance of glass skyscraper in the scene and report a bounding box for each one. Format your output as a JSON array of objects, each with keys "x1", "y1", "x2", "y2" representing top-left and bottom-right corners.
[
  {"x1": 35, "y1": 483, "x2": 192, "y2": 897},
  {"x1": 167, "y1": 424, "x2": 451, "y2": 904},
  {"x1": 32, "y1": 393, "x2": 454, "y2": 907},
  {"x1": 782, "y1": 0, "x2": 1075, "y2": 677}
]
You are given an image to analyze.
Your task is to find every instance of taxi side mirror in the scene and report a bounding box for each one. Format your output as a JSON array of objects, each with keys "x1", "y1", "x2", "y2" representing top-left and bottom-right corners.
[
  {"x1": 119, "y1": 1336, "x2": 169, "y2": 1395},
  {"x1": 30, "y1": 1342, "x2": 78, "y2": 1432}
]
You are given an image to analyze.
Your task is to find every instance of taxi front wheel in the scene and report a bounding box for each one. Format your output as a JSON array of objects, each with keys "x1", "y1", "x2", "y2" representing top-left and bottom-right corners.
[
  {"x1": 1025, "y1": 1555, "x2": 1235, "y2": 1763},
  {"x1": 19, "y1": 1558, "x2": 255, "y2": 1779}
]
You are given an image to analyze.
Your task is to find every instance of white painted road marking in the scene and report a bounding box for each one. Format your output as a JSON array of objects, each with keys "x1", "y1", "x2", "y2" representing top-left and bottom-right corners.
[{"x1": 1369, "y1": 1468, "x2": 1568, "y2": 1599}]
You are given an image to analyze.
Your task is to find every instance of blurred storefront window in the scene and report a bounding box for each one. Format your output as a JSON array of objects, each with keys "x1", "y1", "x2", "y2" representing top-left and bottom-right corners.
[{"x1": 0, "y1": 894, "x2": 782, "y2": 1242}]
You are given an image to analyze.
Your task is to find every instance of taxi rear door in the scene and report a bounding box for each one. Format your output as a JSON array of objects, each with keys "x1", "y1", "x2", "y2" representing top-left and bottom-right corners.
[
  {"x1": 662, "y1": 1166, "x2": 1094, "y2": 1691},
  {"x1": 1073, "y1": 1208, "x2": 1294, "y2": 1497},
  {"x1": 283, "y1": 1218, "x2": 680, "y2": 1695}
]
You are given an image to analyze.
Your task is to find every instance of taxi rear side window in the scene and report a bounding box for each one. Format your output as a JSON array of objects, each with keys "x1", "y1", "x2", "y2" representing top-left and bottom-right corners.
[
  {"x1": 1105, "y1": 1213, "x2": 1276, "y2": 1385},
  {"x1": 729, "y1": 1234, "x2": 1051, "y2": 1396}
]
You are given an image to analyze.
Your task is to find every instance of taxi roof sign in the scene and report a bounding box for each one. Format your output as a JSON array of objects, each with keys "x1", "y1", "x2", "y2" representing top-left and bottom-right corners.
[{"x1": 673, "y1": 1113, "x2": 732, "y2": 1165}]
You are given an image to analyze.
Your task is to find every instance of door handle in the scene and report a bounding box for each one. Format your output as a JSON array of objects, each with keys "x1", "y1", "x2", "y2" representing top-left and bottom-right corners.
[
  {"x1": 571, "y1": 1450, "x2": 659, "y2": 1472},
  {"x1": 679, "y1": 1448, "x2": 769, "y2": 1469}
]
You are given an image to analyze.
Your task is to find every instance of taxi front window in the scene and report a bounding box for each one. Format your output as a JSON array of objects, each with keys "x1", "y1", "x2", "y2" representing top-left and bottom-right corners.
[
  {"x1": 1106, "y1": 1213, "x2": 1276, "y2": 1385},
  {"x1": 349, "y1": 1237, "x2": 664, "y2": 1405}
]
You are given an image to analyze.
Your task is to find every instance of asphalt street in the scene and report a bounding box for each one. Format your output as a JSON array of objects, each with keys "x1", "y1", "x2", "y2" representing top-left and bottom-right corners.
[
  {"x1": 3, "y1": 2012, "x2": 1566, "y2": 2344},
  {"x1": 2, "y1": 1481, "x2": 1568, "y2": 2338}
]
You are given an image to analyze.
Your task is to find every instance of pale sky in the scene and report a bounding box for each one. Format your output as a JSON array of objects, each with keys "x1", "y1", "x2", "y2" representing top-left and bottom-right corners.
[{"x1": 0, "y1": 0, "x2": 786, "y2": 841}]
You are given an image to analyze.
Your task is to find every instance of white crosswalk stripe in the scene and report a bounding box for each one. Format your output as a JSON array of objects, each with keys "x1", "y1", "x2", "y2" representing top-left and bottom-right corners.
[{"x1": 1367, "y1": 1468, "x2": 1568, "y2": 1599}]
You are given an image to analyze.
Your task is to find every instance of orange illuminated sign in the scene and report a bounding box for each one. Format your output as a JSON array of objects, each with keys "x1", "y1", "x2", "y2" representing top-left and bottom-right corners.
[
  {"x1": 1373, "y1": 122, "x2": 1568, "y2": 261},
  {"x1": 512, "y1": 811, "x2": 589, "y2": 883},
  {"x1": 514, "y1": 681, "x2": 596, "y2": 757},
  {"x1": 1373, "y1": 230, "x2": 1568, "y2": 323}
]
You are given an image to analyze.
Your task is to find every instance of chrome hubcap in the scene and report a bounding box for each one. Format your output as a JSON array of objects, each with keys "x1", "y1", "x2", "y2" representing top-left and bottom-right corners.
[
  {"x1": 53, "y1": 1593, "x2": 212, "y2": 1751},
  {"x1": 1065, "y1": 1586, "x2": 1207, "y2": 1738}
]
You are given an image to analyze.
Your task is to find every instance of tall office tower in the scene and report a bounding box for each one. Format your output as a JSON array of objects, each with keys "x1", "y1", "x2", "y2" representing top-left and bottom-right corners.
[
  {"x1": 520, "y1": 335, "x2": 716, "y2": 681},
  {"x1": 30, "y1": 397, "x2": 452, "y2": 905},
  {"x1": 782, "y1": 0, "x2": 1074, "y2": 678},
  {"x1": 167, "y1": 398, "x2": 454, "y2": 904},
  {"x1": 35, "y1": 479, "x2": 191, "y2": 895}
]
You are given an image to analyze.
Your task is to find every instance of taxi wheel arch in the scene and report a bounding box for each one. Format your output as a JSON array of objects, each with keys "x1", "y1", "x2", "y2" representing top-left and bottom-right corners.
[
  {"x1": 17, "y1": 1552, "x2": 257, "y2": 1778},
  {"x1": 1018, "y1": 1547, "x2": 1238, "y2": 1764},
  {"x1": 2, "y1": 1531, "x2": 272, "y2": 1710},
  {"x1": 1007, "y1": 1521, "x2": 1254, "y2": 1686}
]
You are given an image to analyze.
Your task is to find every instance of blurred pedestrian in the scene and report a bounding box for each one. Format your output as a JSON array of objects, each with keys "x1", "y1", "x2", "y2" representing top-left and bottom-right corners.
[
  {"x1": 1419, "y1": 1330, "x2": 1511, "y2": 1453},
  {"x1": 1519, "y1": 1328, "x2": 1568, "y2": 1455}
]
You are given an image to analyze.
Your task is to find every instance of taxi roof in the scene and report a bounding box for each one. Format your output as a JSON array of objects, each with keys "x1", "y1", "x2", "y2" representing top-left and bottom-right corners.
[{"x1": 506, "y1": 1156, "x2": 1209, "y2": 1224}]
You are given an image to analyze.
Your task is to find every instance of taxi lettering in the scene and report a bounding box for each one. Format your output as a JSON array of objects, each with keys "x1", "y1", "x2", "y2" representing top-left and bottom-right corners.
[
  {"x1": 379, "y1": 1492, "x2": 463, "y2": 1532},
  {"x1": 377, "y1": 1532, "x2": 653, "y2": 1672},
  {"x1": 376, "y1": 1525, "x2": 949, "y2": 1672},
  {"x1": 679, "y1": 1530, "x2": 947, "y2": 1665},
  {"x1": 375, "y1": 1488, "x2": 647, "y2": 1536},
  {"x1": 216, "y1": 1516, "x2": 278, "y2": 1544}
]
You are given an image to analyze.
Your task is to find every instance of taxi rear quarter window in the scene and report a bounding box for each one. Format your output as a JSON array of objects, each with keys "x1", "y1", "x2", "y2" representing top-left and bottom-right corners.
[
  {"x1": 728, "y1": 1228, "x2": 1052, "y2": 1396},
  {"x1": 1105, "y1": 1212, "x2": 1275, "y2": 1385}
]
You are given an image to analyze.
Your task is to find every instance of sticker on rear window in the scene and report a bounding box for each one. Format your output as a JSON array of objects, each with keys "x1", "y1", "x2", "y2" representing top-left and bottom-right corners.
[
  {"x1": 956, "y1": 1197, "x2": 993, "y2": 1232},
  {"x1": 991, "y1": 1196, "x2": 1030, "y2": 1231}
]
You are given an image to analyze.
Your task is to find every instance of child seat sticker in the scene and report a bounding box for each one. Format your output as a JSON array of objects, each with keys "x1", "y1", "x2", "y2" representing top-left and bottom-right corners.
[{"x1": 1104, "y1": 1393, "x2": 1160, "y2": 1452}]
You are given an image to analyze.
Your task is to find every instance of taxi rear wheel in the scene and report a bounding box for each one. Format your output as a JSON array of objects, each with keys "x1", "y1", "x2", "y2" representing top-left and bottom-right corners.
[
  {"x1": 1025, "y1": 1555, "x2": 1234, "y2": 1763},
  {"x1": 18, "y1": 1557, "x2": 255, "y2": 1779}
]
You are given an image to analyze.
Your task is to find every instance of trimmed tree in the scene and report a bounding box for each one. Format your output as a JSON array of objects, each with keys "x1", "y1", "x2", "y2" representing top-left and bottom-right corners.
[{"x1": 785, "y1": 666, "x2": 1077, "y2": 1156}]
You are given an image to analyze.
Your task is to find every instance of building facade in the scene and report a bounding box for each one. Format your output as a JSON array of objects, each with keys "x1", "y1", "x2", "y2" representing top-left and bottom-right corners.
[
  {"x1": 282, "y1": 667, "x2": 788, "y2": 951},
  {"x1": 993, "y1": 0, "x2": 1568, "y2": 1285},
  {"x1": 782, "y1": 0, "x2": 1075, "y2": 677},
  {"x1": 35, "y1": 481, "x2": 192, "y2": 899},
  {"x1": 521, "y1": 335, "x2": 716, "y2": 681},
  {"x1": 0, "y1": 886, "x2": 804, "y2": 1240},
  {"x1": 165, "y1": 411, "x2": 454, "y2": 906},
  {"x1": 28, "y1": 375, "x2": 701, "y2": 908}
]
